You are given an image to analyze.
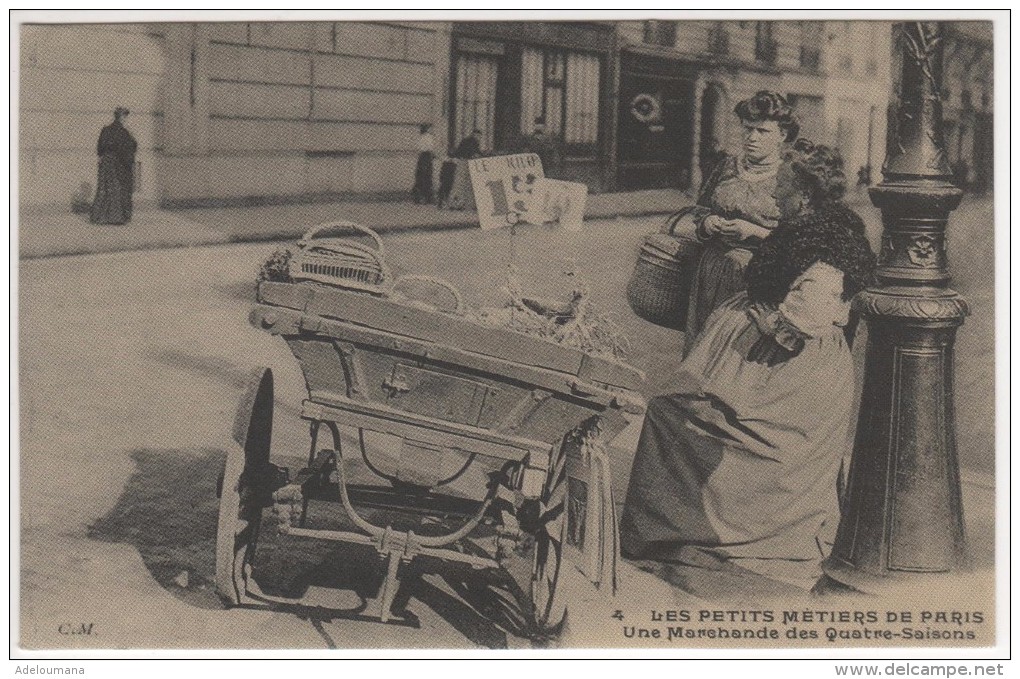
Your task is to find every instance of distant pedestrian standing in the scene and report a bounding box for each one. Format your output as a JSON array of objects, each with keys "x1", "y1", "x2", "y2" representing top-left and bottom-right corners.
[
  {"x1": 521, "y1": 117, "x2": 561, "y2": 176},
  {"x1": 439, "y1": 128, "x2": 483, "y2": 210},
  {"x1": 412, "y1": 124, "x2": 436, "y2": 204},
  {"x1": 90, "y1": 106, "x2": 137, "y2": 225},
  {"x1": 453, "y1": 128, "x2": 483, "y2": 161}
]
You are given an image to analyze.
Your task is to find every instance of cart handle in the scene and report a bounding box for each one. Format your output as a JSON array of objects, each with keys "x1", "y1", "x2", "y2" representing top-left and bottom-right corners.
[
  {"x1": 299, "y1": 221, "x2": 386, "y2": 258},
  {"x1": 392, "y1": 275, "x2": 465, "y2": 314}
]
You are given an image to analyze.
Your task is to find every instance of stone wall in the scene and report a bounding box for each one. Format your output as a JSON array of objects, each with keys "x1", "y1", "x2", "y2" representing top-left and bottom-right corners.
[
  {"x1": 19, "y1": 21, "x2": 450, "y2": 210},
  {"x1": 19, "y1": 23, "x2": 168, "y2": 210}
]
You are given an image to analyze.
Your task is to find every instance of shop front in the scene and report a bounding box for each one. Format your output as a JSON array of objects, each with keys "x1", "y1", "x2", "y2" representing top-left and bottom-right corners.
[
  {"x1": 448, "y1": 22, "x2": 615, "y2": 191},
  {"x1": 616, "y1": 51, "x2": 698, "y2": 191}
]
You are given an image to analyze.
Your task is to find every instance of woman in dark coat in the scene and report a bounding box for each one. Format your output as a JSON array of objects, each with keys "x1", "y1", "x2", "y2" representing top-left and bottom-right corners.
[
  {"x1": 412, "y1": 124, "x2": 436, "y2": 204},
  {"x1": 90, "y1": 107, "x2": 137, "y2": 225},
  {"x1": 440, "y1": 129, "x2": 483, "y2": 210},
  {"x1": 620, "y1": 141, "x2": 876, "y2": 592}
]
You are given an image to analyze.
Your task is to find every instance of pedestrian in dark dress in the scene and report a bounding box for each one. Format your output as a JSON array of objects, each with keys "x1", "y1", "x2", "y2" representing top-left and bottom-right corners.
[
  {"x1": 453, "y1": 128, "x2": 483, "y2": 161},
  {"x1": 90, "y1": 107, "x2": 137, "y2": 225},
  {"x1": 412, "y1": 124, "x2": 436, "y2": 204},
  {"x1": 439, "y1": 129, "x2": 483, "y2": 210},
  {"x1": 520, "y1": 117, "x2": 562, "y2": 176}
]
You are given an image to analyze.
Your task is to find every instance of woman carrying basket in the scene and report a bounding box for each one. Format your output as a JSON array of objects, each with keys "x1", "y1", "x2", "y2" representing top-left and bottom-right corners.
[{"x1": 673, "y1": 91, "x2": 800, "y2": 353}]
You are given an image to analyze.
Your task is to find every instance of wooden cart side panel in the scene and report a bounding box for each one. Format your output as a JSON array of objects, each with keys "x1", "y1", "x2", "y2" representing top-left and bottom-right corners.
[
  {"x1": 257, "y1": 281, "x2": 644, "y2": 390},
  {"x1": 251, "y1": 303, "x2": 618, "y2": 406},
  {"x1": 258, "y1": 280, "x2": 315, "y2": 310},
  {"x1": 305, "y1": 285, "x2": 583, "y2": 376},
  {"x1": 286, "y1": 339, "x2": 351, "y2": 398}
]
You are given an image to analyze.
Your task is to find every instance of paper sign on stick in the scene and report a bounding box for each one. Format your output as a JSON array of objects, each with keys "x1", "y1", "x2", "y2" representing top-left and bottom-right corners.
[
  {"x1": 468, "y1": 153, "x2": 545, "y2": 230},
  {"x1": 535, "y1": 179, "x2": 588, "y2": 232}
]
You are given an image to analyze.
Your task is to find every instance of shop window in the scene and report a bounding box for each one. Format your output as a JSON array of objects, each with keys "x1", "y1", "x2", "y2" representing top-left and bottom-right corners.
[
  {"x1": 521, "y1": 48, "x2": 600, "y2": 148},
  {"x1": 707, "y1": 22, "x2": 729, "y2": 55},
  {"x1": 452, "y1": 53, "x2": 499, "y2": 153},
  {"x1": 838, "y1": 21, "x2": 853, "y2": 74},
  {"x1": 865, "y1": 24, "x2": 879, "y2": 76},
  {"x1": 755, "y1": 22, "x2": 777, "y2": 65},
  {"x1": 543, "y1": 51, "x2": 566, "y2": 138},
  {"x1": 643, "y1": 21, "x2": 677, "y2": 48},
  {"x1": 798, "y1": 21, "x2": 822, "y2": 71}
]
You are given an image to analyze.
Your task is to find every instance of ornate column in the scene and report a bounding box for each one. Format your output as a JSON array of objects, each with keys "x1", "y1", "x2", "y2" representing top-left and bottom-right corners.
[{"x1": 822, "y1": 22, "x2": 970, "y2": 590}]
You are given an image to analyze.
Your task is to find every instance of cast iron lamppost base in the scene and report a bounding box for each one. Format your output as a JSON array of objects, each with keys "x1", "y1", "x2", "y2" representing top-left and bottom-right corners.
[{"x1": 821, "y1": 21, "x2": 971, "y2": 594}]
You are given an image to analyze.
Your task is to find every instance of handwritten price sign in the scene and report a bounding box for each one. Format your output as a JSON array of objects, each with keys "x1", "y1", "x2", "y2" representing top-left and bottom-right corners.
[
  {"x1": 468, "y1": 153, "x2": 545, "y2": 230},
  {"x1": 535, "y1": 178, "x2": 588, "y2": 232}
]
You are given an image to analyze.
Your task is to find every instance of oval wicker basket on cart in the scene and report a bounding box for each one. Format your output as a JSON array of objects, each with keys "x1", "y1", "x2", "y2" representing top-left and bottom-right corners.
[
  {"x1": 290, "y1": 221, "x2": 393, "y2": 295},
  {"x1": 626, "y1": 208, "x2": 704, "y2": 330}
]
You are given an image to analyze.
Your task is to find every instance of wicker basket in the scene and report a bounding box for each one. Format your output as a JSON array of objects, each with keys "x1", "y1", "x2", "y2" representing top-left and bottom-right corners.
[
  {"x1": 290, "y1": 221, "x2": 392, "y2": 295},
  {"x1": 626, "y1": 209, "x2": 703, "y2": 330}
]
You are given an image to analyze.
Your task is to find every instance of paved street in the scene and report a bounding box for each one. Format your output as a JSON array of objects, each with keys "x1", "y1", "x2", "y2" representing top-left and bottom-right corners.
[{"x1": 17, "y1": 200, "x2": 996, "y2": 650}]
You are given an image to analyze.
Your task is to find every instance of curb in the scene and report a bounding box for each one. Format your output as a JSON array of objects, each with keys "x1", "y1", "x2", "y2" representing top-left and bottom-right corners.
[{"x1": 20, "y1": 204, "x2": 683, "y2": 261}]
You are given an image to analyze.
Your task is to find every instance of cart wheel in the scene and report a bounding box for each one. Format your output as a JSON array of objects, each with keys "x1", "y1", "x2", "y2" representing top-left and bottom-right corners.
[
  {"x1": 216, "y1": 367, "x2": 274, "y2": 606},
  {"x1": 528, "y1": 442, "x2": 569, "y2": 638}
]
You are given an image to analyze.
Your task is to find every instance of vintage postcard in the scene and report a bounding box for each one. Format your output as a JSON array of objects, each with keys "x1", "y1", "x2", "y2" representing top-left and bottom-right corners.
[{"x1": 12, "y1": 10, "x2": 1007, "y2": 664}]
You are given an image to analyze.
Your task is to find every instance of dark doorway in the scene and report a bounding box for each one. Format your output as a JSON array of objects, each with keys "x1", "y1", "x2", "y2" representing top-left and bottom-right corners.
[{"x1": 616, "y1": 55, "x2": 696, "y2": 191}]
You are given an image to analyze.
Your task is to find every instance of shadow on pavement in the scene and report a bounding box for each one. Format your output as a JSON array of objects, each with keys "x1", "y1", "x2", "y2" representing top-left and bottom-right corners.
[{"x1": 88, "y1": 448, "x2": 225, "y2": 610}]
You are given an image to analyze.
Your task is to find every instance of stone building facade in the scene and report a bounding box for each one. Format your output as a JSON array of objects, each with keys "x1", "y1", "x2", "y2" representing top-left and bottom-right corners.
[
  {"x1": 21, "y1": 19, "x2": 989, "y2": 211},
  {"x1": 614, "y1": 20, "x2": 893, "y2": 191},
  {"x1": 19, "y1": 21, "x2": 450, "y2": 210},
  {"x1": 939, "y1": 22, "x2": 993, "y2": 192}
]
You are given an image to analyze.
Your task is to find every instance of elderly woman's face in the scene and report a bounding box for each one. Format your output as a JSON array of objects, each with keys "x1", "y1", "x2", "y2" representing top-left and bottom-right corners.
[
  {"x1": 741, "y1": 119, "x2": 785, "y2": 162},
  {"x1": 773, "y1": 163, "x2": 807, "y2": 218}
]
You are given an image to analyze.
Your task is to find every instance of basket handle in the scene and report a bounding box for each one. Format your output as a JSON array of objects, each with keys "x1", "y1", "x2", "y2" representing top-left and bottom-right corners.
[
  {"x1": 392, "y1": 275, "x2": 465, "y2": 314},
  {"x1": 300, "y1": 221, "x2": 385, "y2": 257},
  {"x1": 662, "y1": 206, "x2": 700, "y2": 236}
]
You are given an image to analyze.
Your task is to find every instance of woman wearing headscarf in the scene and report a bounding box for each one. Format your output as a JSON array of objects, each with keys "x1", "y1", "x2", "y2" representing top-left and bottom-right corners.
[
  {"x1": 90, "y1": 106, "x2": 137, "y2": 225},
  {"x1": 675, "y1": 91, "x2": 800, "y2": 353},
  {"x1": 620, "y1": 141, "x2": 876, "y2": 591}
]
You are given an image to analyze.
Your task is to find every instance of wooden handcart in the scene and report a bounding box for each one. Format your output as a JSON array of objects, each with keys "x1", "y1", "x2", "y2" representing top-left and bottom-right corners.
[{"x1": 215, "y1": 223, "x2": 645, "y2": 640}]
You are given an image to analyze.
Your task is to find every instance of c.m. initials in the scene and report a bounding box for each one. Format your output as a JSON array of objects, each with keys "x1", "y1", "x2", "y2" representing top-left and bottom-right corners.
[{"x1": 58, "y1": 622, "x2": 95, "y2": 636}]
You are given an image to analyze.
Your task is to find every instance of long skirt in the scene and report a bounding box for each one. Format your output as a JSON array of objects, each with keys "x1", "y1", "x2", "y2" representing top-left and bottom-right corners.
[
  {"x1": 441, "y1": 159, "x2": 476, "y2": 211},
  {"x1": 90, "y1": 155, "x2": 133, "y2": 225},
  {"x1": 621, "y1": 293, "x2": 855, "y2": 588},
  {"x1": 412, "y1": 151, "x2": 434, "y2": 204},
  {"x1": 682, "y1": 243, "x2": 754, "y2": 356}
]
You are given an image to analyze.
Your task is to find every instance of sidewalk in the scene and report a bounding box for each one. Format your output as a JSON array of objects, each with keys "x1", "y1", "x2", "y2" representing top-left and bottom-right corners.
[
  {"x1": 17, "y1": 186, "x2": 880, "y2": 260},
  {"x1": 18, "y1": 188, "x2": 695, "y2": 260}
]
